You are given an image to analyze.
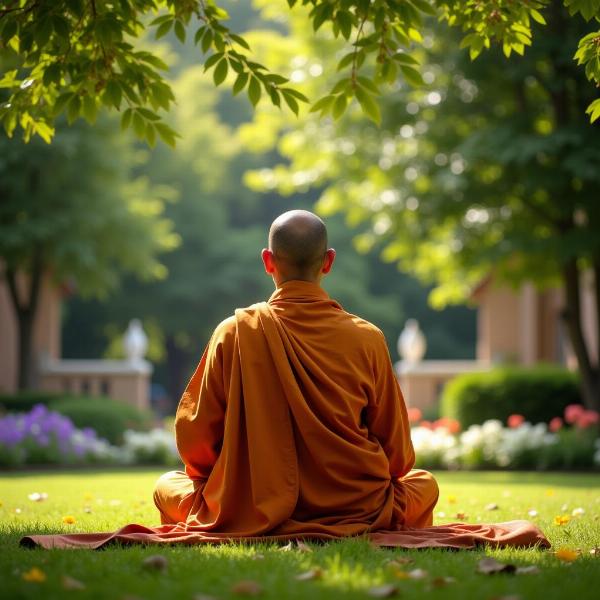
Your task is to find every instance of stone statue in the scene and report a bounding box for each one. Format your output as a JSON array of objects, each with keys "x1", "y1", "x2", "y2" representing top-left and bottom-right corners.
[
  {"x1": 123, "y1": 319, "x2": 148, "y2": 363},
  {"x1": 398, "y1": 319, "x2": 426, "y2": 364}
]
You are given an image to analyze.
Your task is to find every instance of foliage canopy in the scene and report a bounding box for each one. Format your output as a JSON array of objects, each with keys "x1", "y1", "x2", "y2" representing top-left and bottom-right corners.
[{"x1": 1, "y1": 0, "x2": 599, "y2": 145}]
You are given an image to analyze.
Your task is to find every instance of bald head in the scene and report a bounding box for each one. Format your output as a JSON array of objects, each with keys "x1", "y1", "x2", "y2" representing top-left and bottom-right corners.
[{"x1": 268, "y1": 210, "x2": 328, "y2": 278}]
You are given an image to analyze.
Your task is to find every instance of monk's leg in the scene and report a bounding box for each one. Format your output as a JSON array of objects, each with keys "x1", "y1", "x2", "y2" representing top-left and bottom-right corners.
[
  {"x1": 153, "y1": 470, "x2": 198, "y2": 524},
  {"x1": 394, "y1": 469, "x2": 439, "y2": 528}
]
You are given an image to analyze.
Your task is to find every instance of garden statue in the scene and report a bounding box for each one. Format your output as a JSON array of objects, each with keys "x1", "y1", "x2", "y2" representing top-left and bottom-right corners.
[
  {"x1": 123, "y1": 319, "x2": 148, "y2": 364},
  {"x1": 398, "y1": 319, "x2": 427, "y2": 364}
]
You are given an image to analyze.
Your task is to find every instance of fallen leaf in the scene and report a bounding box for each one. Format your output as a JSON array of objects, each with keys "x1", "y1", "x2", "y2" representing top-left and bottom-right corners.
[
  {"x1": 454, "y1": 512, "x2": 468, "y2": 521},
  {"x1": 62, "y1": 515, "x2": 76, "y2": 525},
  {"x1": 553, "y1": 515, "x2": 570, "y2": 526},
  {"x1": 231, "y1": 580, "x2": 263, "y2": 596},
  {"x1": 485, "y1": 503, "x2": 499, "y2": 511},
  {"x1": 142, "y1": 555, "x2": 168, "y2": 572},
  {"x1": 407, "y1": 568, "x2": 428, "y2": 580},
  {"x1": 22, "y1": 567, "x2": 46, "y2": 582},
  {"x1": 515, "y1": 566, "x2": 540, "y2": 575},
  {"x1": 279, "y1": 541, "x2": 294, "y2": 552},
  {"x1": 430, "y1": 576, "x2": 456, "y2": 588},
  {"x1": 477, "y1": 558, "x2": 516, "y2": 575},
  {"x1": 367, "y1": 584, "x2": 399, "y2": 597},
  {"x1": 296, "y1": 540, "x2": 313, "y2": 553},
  {"x1": 62, "y1": 575, "x2": 86, "y2": 590},
  {"x1": 28, "y1": 492, "x2": 48, "y2": 502},
  {"x1": 295, "y1": 567, "x2": 323, "y2": 581},
  {"x1": 555, "y1": 548, "x2": 579, "y2": 562}
]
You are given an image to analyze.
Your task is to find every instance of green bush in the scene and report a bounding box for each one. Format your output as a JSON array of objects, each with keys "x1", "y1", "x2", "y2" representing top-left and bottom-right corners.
[
  {"x1": 0, "y1": 391, "x2": 63, "y2": 413},
  {"x1": 440, "y1": 365, "x2": 582, "y2": 428},
  {"x1": 47, "y1": 397, "x2": 154, "y2": 444}
]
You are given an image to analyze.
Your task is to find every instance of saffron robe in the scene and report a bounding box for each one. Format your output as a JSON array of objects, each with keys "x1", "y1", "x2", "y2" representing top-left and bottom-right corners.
[{"x1": 20, "y1": 281, "x2": 549, "y2": 550}]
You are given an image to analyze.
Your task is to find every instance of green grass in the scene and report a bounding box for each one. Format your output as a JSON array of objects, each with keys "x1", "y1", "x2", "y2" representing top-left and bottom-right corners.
[{"x1": 1, "y1": 470, "x2": 600, "y2": 599}]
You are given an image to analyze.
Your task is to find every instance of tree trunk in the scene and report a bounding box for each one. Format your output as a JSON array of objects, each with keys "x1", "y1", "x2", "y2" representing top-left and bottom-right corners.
[
  {"x1": 561, "y1": 259, "x2": 600, "y2": 412},
  {"x1": 4, "y1": 248, "x2": 43, "y2": 390}
]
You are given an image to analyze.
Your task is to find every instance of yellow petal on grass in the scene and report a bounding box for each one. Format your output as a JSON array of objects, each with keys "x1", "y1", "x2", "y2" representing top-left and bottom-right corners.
[
  {"x1": 62, "y1": 515, "x2": 76, "y2": 525},
  {"x1": 22, "y1": 567, "x2": 46, "y2": 582},
  {"x1": 553, "y1": 515, "x2": 570, "y2": 526},
  {"x1": 555, "y1": 548, "x2": 579, "y2": 562}
]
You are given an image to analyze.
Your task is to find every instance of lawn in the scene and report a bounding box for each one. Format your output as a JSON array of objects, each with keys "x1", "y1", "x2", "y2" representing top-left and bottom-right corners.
[{"x1": 1, "y1": 469, "x2": 599, "y2": 599}]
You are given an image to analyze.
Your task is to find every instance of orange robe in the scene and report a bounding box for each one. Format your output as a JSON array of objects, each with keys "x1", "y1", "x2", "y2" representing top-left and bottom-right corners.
[{"x1": 154, "y1": 280, "x2": 438, "y2": 535}]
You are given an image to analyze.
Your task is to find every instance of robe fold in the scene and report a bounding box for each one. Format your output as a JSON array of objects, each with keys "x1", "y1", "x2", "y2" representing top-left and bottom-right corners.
[{"x1": 20, "y1": 280, "x2": 550, "y2": 550}]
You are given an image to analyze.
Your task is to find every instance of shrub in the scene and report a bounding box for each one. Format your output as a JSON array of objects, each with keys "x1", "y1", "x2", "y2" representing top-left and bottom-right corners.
[
  {"x1": 0, "y1": 391, "x2": 63, "y2": 413},
  {"x1": 440, "y1": 365, "x2": 581, "y2": 428},
  {"x1": 47, "y1": 397, "x2": 154, "y2": 444}
]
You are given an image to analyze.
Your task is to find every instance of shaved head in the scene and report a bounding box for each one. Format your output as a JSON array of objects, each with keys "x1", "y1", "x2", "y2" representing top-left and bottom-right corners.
[{"x1": 268, "y1": 210, "x2": 328, "y2": 277}]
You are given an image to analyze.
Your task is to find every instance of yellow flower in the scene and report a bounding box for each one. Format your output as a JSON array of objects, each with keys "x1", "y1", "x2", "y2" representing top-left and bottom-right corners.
[
  {"x1": 546, "y1": 489, "x2": 556, "y2": 496},
  {"x1": 83, "y1": 493, "x2": 94, "y2": 502},
  {"x1": 447, "y1": 495, "x2": 457, "y2": 504},
  {"x1": 22, "y1": 567, "x2": 46, "y2": 583},
  {"x1": 554, "y1": 515, "x2": 570, "y2": 526},
  {"x1": 62, "y1": 515, "x2": 76, "y2": 525},
  {"x1": 555, "y1": 548, "x2": 579, "y2": 562}
]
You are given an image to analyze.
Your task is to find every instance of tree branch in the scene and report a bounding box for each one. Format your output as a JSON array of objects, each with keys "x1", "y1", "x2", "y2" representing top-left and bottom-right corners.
[{"x1": 4, "y1": 266, "x2": 23, "y2": 314}]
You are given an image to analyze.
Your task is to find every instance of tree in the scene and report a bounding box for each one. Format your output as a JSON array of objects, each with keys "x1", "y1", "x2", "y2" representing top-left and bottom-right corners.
[
  {"x1": 244, "y1": 2, "x2": 600, "y2": 410},
  {"x1": 1, "y1": 0, "x2": 599, "y2": 145},
  {"x1": 0, "y1": 118, "x2": 178, "y2": 389}
]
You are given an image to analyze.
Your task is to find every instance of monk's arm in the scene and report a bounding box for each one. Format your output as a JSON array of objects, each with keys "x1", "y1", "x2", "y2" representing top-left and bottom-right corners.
[
  {"x1": 174, "y1": 329, "x2": 227, "y2": 480},
  {"x1": 365, "y1": 332, "x2": 416, "y2": 478}
]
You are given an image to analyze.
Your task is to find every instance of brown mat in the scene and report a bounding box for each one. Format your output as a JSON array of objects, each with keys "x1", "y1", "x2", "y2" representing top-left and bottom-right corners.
[{"x1": 20, "y1": 519, "x2": 550, "y2": 550}]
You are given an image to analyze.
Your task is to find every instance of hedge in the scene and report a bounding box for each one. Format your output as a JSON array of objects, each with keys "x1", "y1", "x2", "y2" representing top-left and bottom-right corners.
[
  {"x1": 440, "y1": 365, "x2": 582, "y2": 428},
  {"x1": 0, "y1": 393, "x2": 154, "y2": 444}
]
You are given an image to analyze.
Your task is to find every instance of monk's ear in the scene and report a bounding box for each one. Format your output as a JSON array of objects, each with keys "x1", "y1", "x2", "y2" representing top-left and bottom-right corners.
[
  {"x1": 321, "y1": 249, "x2": 336, "y2": 274},
  {"x1": 261, "y1": 248, "x2": 276, "y2": 274}
]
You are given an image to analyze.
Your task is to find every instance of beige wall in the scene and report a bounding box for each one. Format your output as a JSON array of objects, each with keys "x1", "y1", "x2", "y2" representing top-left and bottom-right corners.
[{"x1": 0, "y1": 269, "x2": 62, "y2": 393}]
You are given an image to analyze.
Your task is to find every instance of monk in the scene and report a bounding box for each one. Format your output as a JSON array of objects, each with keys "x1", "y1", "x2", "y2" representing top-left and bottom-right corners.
[
  {"x1": 20, "y1": 211, "x2": 549, "y2": 550},
  {"x1": 153, "y1": 209, "x2": 438, "y2": 535}
]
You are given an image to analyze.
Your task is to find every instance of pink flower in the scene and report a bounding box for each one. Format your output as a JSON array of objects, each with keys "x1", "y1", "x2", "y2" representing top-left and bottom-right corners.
[
  {"x1": 432, "y1": 417, "x2": 461, "y2": 434},
  {"x1": 407, "y1": 407, "x2": 422, "y2": 424},
  {"x1": 575, "y1": 410, "x2": 600, "y2": 429},
  {"x1": 419, "y1": 420, "x2": 433, "y2": 430},
  {"x1": 507, "y1": 414, "x2": 525, "y2": 429},
  {"x1": 549, "y1": 417, "x2": 563, "y2": 432},
  {"x1": 564, "y1": 404, "x2": 584, "y2": 425}
]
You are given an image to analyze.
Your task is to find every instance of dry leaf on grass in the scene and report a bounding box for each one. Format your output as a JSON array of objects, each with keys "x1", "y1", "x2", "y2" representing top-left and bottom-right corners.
[
  {"x1": 455, "y1": 512, "x2": 468, "y2": 521},
  {"x1": 141, "y1": 555, "x2": 168, "y2": 573},
  {"x1": 430, "y1": 576, "x2": 456, "y2": 588},
  {"x1": 485, "y1": 503, "x2": 499, "y2": 511},
  {"x1": 296, "y1": 541, "x2": 313, "y2": 553},
  {"x1": 62, "y1": 575, "x2": 86, "y2": 590},
  {"x1": 295, "y1": 567, "x2": 323, "y2": 581},
  {"x1": 231, "y1": 580, "x2": 263, "y2": 596},
  {"x1": 407, "y1": 568, "x2": 428, "y2": 580},
  {"x1": 367, "y1": 584, "x2": 399, "y2": 597},
  {"x1": 514, "y1": 566, "x2": 540, "y2": 575},
  {"x1": 477, "y1": 558, "x2": 516, "y2": 575},
  {"x1": 21, "y1": 567, "x2": 46, "y2": 582}
]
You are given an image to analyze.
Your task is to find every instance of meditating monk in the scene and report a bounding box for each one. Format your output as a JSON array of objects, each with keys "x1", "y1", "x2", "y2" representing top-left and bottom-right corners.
[
  {"x1": 22, "y1": 210, "x2": 549, "y2": 549},
  {"x1": 153, "y1": 209, "x2": 439, "y2": 536}
]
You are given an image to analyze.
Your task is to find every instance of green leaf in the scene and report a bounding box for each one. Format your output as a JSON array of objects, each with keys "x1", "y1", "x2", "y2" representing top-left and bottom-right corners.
[
  {"x1": 232, "y1": 72, "x2": 249, "y2": 95},
  {"x1": 213, "y1": 58, "x2": 229, "y2": 86},
  {"x1": 408, "y1": 0, "x2": 437, "y2": 16},
  {"x1": 34, "y1": 18, "x2": 53, "y2": 48},
  {"x1": 53, "y1": 92, "x2": 73, "y2": 116},
  {"x1": 137, "y1": 108, "x2": 160, "y2": 121},
  {"x1": 155, "y1": 20, "x2": 173, "y2": 40},
  {"x1": 82, "y1": 95, "x2": 97, "y2": 123},
  {"x1": 121, "y1": 108, "x2": 132, "y2": 130},
  {"x1": 269, "y1": 87, "x2": 281, "y2": 107},
  {"x1": 202, "y1": 29, "x2": 213, "y2": 53},
  {"x1": 103, "y1": 80, "x2": 122, "y2": 109},
  {"x1": 337, "y1": 52, "x2": 356, "y2": 71},
  {"x1": 66, "y1": 95, "x2": 81, "y2": 124},
  {"x1": 355, "y1": 87, "x2": 381, "y2": 124},
  {"x1": 401, "y1": 65, "x2": 424, "y2": 87},
  {"x1": 229, "y1": 33, "x2": 250, "y2": 50},
  {"x1": 310, "y1": 94, "x2": 335, "y2": 115},
  {"x1": 132, "y1": 111, "x2": 145, "y2": 138},
  {"x1": 155, "y1": 122, "x2": 177, "y2": 147},
  {"x1": 42, "y1": 64, "x2": 62, "y2": 86},
  {"x1": 356, "y1": 76, "x2": 380, "y2": 94},
  {"x1": 332, "y1": 93, "x2": 347, "y2": 119},
  {"x1": 174, "y1": 21, "x2": 186, "y2": 44},
  {"x1": 282, "y1": 91, "x2": 299, "y2": 115},
  {"x1": 194, "y1": 27, "x2": 206, "y2": 46},
  {"x1": 530, "y1": 9, "x2": 547, "y2": 25},
  {"x1": 281, "y1": 88, "x2": 309, "y2": 103},
  {"x1": 248, "y1": 76, "x2": 261, "y2": 106},
  {"x1": 586, "y1": 98, "x2": 600, "y2": 122},
  {"x1": 204, "y1": 52, "x2": 223, "y2": 71},
  {"x1": 145, "y1": 123, "x2": 156, "y2": 147},
  {"x1": 336, "y1": 11, "x2": 353, "y2": 40}
]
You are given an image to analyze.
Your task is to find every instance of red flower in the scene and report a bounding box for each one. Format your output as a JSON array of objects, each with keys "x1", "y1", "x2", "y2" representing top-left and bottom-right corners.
[
  {"x1": 419, "y1": 420, "x2": 433, "y2": 430},
  {"x1": 407, "y1": 407, "x2": 423, "y2": 424},
  {"x1": 507, "y1": 414, "x2": 525, "y2": 429},
  {"x1": 575, "y1": 410, "x2": 600, "y2": 429},
  {"x1": 549, "y1": 417, "x2": 563, "y2": 432},
  {"x1": 564, "y1": 404, "x2": 584, "y2": 425},
  {"x1": 432, "y1": 417, "x2": 461, "y2": 434}
]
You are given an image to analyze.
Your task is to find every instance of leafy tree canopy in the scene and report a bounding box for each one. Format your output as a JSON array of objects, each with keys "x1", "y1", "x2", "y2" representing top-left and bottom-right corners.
[{"x1": 1, "y1": 0, "x2": 599, "y2": 145}]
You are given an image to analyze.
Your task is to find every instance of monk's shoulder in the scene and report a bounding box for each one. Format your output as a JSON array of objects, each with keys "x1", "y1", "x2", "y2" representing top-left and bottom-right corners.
[
  {"x1": 211, "y1": 315, "x2": 237, "y2": 346},
  {"x1": 342, "y1": 312, "x2": 387, "y2": 348}
]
